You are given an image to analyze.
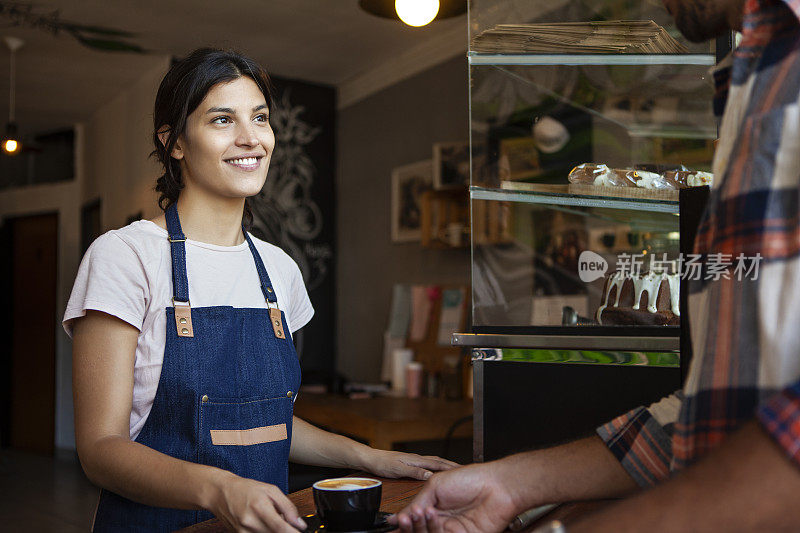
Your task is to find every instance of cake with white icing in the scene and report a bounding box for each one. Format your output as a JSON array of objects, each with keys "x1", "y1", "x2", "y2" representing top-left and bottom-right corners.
[
  {"x1": 568, "y1": 163, "x2": 713, "y2": 190},
  {"x1": 596, "y1": 271, "x2": 680, "y2": 326}
]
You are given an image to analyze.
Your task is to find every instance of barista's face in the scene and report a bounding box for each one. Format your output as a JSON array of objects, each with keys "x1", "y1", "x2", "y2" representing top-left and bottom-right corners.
[
  {"x1": 170, "y1": 77, "x2": 275, "y2": 201},
  {"x1": 662, "y1": 0, "x2": 742, "y2": 42}
]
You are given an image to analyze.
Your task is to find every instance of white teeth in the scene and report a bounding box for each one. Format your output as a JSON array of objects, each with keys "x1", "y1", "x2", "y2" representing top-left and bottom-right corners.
[{"x1": 227, "y1": 157, "x2": 258, "y2": 166}]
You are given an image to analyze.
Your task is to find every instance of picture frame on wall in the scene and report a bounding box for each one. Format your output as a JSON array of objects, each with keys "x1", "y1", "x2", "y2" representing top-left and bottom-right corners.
[
  {"x1": 391, "y1": 160, "x2": 432, "y2": 243},
  {"x1": 432, "y1": 141, "x2": 470, "y2": 189}
]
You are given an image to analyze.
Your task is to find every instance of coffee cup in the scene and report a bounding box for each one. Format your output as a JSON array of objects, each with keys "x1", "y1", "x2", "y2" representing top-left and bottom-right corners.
[{"x1": 312, "y1": 477, "x2": 382, "y2": 530}]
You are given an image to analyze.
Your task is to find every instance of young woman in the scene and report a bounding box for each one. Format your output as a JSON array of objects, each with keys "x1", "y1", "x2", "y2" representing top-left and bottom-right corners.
[{"x1": 65, "y1": 48, "x2": 456, "y2": 532}]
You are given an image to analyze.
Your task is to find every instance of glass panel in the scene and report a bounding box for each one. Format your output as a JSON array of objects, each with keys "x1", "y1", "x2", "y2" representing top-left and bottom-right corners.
[
  {"x1": 470, "y1": 196, "x2": 680, "y2": 328},
  {"x1": 468, "y1": 0, "x2": 714, "y2": 55},
  {"x1": 469, "y1": 63, "x2": 715, "y2": 191}
]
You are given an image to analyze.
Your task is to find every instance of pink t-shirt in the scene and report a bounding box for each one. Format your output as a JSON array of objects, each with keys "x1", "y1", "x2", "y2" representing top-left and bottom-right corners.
[{"x1": 63, "y1": 219, "x2": 314, "y2": 439}]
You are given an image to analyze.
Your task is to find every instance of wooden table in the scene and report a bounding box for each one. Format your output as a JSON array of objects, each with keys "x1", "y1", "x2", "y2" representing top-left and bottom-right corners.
[
  {"x1": 178, "y1": 477, "x2": 608, "y2": 532},
  {"x1": 293, "y1": 393, "x2": 473, "y2": 451}
]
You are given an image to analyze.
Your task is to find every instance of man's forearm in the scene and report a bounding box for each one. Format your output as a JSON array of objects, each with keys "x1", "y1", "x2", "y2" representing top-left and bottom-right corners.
[
  {"x1": 570, "y1": 421, "x2": 800, "y2": 532},
  {"x1": 496, "y1": 435, "x2": 639, "y2": 511}
]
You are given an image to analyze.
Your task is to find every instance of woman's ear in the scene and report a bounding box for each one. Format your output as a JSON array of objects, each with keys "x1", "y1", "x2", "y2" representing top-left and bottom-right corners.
[{"x1": 157, "y1": 126, "x2": 184, "y2": 160}]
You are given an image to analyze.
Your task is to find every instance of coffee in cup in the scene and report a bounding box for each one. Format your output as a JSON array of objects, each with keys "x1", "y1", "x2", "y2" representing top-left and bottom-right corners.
[{"x1": 312, "y1": 477, "x2": 382, "y2": 530}]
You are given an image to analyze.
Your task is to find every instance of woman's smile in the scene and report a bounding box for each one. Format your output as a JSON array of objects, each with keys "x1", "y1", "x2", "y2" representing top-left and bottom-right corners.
[{"x1": 224, "y1": 155, "x2": 264, "y2": 172}]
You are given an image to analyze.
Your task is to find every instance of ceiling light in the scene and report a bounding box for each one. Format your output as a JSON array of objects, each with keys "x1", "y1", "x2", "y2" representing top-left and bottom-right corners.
[
  {"x1": 395, "y1": 0, "x2": 439, "y2": 26},
  {"x1": 3, "y1": 122, "x2": 20, "y2": 155},
  {"x1": 359, "y1": 0, "x2": 466, "y2": 26},
  {"x1": 3, "y1": 36, "x2": 24, "y2": 156}
]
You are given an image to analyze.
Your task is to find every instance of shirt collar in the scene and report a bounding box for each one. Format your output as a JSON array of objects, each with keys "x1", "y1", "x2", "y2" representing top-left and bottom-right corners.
[
  {"x1": 771, "y1": 0, "x2": 800, "y2": 23},
  {"x1": 711, "y1": 0, "x2": 800, "y2": 113}
]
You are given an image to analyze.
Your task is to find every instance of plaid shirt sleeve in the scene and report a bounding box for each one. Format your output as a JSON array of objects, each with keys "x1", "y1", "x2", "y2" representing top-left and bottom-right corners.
[
  {"x1": 757, "y1": 380, "x2": 800, "y2": 468},
  {"x1": 596, "y1": 392, "x2": 682, "y2": 487}
]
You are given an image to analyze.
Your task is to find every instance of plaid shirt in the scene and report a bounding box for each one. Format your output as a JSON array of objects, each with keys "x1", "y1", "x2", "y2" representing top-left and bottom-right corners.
[{"x1": 597, "y1": 0, "x2": 800, "y2": 486}]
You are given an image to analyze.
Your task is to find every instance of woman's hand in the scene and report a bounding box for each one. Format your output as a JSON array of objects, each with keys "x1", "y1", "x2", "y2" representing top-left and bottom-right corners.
[
  {"x1": 210, "y1": 472, "x2": 307, "y2": 532},
  {"x1": 362, "y1": 449, "x2": 459, "y2": 480}
]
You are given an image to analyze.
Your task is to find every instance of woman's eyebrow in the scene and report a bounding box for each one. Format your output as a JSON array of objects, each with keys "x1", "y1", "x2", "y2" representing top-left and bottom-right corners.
[{"x1": 206, "y1": 104, "x2": 268, "y2": 114}]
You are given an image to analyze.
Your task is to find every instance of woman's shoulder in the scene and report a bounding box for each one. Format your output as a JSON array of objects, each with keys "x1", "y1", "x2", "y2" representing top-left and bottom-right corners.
[
  {"x1": 246, "y1": 233, "x2": 302, "y2": 274},
  {"x1": 247, "y1": 232, "x2": 292, "y2": 260},
  {"x1": 87, "y1": 219, "x2": 167, "y2": 264}
]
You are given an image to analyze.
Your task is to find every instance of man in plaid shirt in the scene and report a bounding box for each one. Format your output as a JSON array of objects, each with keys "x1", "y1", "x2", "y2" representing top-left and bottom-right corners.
[{"x1": 392, "y1": 0, "x2": 800, "y2": 530}]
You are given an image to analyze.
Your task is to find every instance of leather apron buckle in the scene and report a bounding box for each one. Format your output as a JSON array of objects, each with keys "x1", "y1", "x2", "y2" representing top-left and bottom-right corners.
[
  {"x1": 174, "y1": 299, "x2": 194, "y2": 337},
  {"x1": 269, "y1": 306, "x2": 285, "y2": 339}
]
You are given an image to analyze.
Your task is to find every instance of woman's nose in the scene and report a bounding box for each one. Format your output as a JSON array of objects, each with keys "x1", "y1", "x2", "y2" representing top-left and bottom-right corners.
[{"x1": 235, "y1": 124, "x2": 259, "y2": 147}]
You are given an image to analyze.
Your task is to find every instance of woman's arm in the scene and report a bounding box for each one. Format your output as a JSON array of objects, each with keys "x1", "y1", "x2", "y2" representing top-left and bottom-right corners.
[
  {"x1": 290, "y1": 416, "x2": 458, "y2": 480},
  {"x1": 73, "y1": 310, "x2": 306, "y2": 532}
]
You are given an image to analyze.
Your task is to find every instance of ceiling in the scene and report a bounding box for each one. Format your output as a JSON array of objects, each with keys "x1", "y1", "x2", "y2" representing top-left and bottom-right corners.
[{"x1": 0, "y1": 0, "x2": 470, "y2": 136}]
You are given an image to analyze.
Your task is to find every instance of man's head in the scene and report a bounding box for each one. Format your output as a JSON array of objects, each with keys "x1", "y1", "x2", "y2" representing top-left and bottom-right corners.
[{"x1": 662, "y1": 0, "x2": 744, "y2": 42}]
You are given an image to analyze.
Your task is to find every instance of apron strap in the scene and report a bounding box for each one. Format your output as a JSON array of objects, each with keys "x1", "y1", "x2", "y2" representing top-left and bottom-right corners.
[
  {"x1": 243, "y1": 231, "x2": 279, "y2": 305},
  {"x1": 165, "y1": 202, "x2": 278, "y2": 306},
  {"x1": 165, "y1": 203, "x2": 190, "y2": 304}
]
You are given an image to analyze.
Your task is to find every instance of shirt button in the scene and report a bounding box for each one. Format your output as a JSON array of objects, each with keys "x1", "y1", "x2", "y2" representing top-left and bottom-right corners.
[
  {"x1": 201, "y1": 394, "x2": 209, "y2": 403},
  {"x1": 286, "y1": 391, "x2": 293, "y2": 398}
]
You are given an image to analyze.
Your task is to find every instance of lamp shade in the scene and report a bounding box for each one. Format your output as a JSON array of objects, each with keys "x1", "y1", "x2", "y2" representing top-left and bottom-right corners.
[{"x1": 359, "y1": 0, "x2": 466, "y2": 22}]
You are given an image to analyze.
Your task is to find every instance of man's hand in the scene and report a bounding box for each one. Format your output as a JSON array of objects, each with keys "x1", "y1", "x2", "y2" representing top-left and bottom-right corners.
[
  {"x1": 363, "y1": 449, "x2": 459, "y2": 480},
  {"x1": 388, "y1": 436, "x2": 639, "y2": 533},
  {"x1": 388, "y1": 463, "x2": 522, "y2": 532}
]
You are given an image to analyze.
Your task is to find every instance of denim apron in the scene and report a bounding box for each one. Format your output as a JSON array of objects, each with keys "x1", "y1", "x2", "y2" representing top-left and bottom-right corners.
[{"x1": 92, "y1": 203, "x2": 302, "y2": 532}]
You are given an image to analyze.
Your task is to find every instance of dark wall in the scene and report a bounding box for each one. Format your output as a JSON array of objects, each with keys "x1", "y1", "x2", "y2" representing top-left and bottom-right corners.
[
  {"x1": 249, "y1": 76, "x2": 336, "y2": 384},
  {"x1": 336, "y1": 55, "x2": 471, "y2": 382}
]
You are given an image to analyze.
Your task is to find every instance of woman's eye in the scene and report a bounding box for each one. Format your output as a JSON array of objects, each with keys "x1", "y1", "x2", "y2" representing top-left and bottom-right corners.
[
  {"x1": 255, "y1": 114, "x2": 269, "y2": 122},
  {"x1": 211, "y1": 116, "x2": 231, "y2": 124}
]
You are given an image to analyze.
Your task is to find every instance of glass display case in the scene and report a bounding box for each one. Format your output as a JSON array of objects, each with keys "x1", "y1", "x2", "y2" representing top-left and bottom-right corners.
[{"x1": 460, "y1": 0, "x2": 726, "y2": 461}]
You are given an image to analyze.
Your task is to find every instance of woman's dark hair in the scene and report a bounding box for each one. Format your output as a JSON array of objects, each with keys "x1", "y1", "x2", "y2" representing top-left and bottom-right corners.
[{"x1": 152, "y1": 48, "x2": 273, "y2": 228}]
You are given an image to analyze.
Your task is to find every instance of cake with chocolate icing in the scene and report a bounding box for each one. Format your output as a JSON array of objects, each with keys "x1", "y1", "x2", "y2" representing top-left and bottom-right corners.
[{"x1": 596, "y1": 271, "x2": 680, "y2": 326}]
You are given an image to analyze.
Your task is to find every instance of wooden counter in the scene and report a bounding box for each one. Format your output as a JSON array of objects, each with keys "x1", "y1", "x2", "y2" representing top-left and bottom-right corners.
[
  {"x1": 293, "y1": 393, "x2": 473, "y2": 451},
  {"x1": 178, "y1": 477, "x2": 608, "y2": 532}
]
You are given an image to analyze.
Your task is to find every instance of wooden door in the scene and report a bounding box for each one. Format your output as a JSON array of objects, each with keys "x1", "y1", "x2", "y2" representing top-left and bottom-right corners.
[{"x1": 6, "y1": 213, "x2": 58, "y2": 454}]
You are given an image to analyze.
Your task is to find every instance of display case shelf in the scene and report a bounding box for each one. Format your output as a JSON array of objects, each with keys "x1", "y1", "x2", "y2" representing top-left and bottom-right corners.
[
  {"x1": 454, "y1": 332, "x2": 679, "y2": 352},
  {"x1": 468, "y1": 53, "x2": 716, "y2": 66},
  {"x1": 471, "y1": 184, "x2": 679, "y2": 213}
]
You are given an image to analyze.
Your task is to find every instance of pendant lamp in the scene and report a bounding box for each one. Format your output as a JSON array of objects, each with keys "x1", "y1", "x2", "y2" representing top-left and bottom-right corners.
[
  {"x1": 359, "y1": 0, "x2": 466, "y2": 27},
  {"x1": 3, "y1": 36, "x2": 23, "y2": 156}
]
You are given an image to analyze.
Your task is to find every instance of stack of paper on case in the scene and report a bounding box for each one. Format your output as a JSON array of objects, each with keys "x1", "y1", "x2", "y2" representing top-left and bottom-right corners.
[{"x1": 471, "y1": 20, "x2": 688, "y2": 54}]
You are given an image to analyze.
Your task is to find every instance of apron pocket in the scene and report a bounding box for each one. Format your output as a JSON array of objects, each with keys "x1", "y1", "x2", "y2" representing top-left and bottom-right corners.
[
  {"x1": 199, "y1": 395, "x2": 293, "y2": 489},
  {"x1": 210, "y1": 423, "x2": 287, "y2": 445}
]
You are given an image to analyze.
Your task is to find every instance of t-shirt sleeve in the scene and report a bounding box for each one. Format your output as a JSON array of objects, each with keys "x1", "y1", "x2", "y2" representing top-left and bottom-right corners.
[
  {"x1": 283, "y1": 254, "x2": 314, "y2": 334},
  {"x1": 62, "y1": 232, "x2": 149, "y2": 338}
]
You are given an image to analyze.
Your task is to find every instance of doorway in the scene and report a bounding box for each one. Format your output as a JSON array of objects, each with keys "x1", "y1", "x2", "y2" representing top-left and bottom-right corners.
[{"x1": 1, "y1": 212, "x2": 58, "y2": 454}]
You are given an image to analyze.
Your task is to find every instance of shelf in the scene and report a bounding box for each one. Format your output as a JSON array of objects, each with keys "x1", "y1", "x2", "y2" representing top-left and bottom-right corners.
[
  {"x1": 470, "y1": 184, "x2": 679, "y2": 214},
  {"x1": 627, "y1": 123, "x2": 717, "y2": 140},
  {"x1": 468, "y1": 53, "x2": 716, "y2": 66},
  {"x1": 453, "y1": 332, "x2": 679, "y2": 352}
]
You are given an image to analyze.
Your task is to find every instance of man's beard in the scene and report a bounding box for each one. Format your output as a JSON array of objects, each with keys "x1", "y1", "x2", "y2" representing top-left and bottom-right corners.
[{"x1": 673, "y1": 0, "x2": 731, "y2": 42}]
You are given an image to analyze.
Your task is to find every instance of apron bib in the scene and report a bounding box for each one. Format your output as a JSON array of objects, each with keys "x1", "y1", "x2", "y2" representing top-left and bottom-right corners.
[{"x1": 93, "y1": 204, "x2": 302, "y2": 532}]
